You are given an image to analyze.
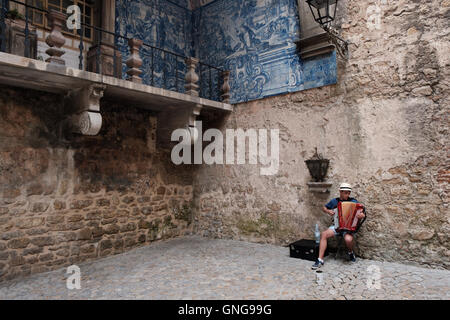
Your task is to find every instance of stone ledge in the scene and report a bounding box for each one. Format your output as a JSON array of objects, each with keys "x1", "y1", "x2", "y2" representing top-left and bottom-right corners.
[
  {"x1": 307, "y1": 182, "x2": 333, "y2": 193},
  {"x1": 296, "y1": 32, "x2": 335, "y2": 60},
  {"x1": 0, "y1": 52, "x2": 233, "y2": 113}
]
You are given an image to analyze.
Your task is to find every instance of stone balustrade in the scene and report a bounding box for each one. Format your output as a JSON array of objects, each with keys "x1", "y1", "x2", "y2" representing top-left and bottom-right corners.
[
  {"x1": 126, "y1": 38, "x2": 143, "y2": 83},
  {"x1": 45, "y1": 9, "x2": 67, "y2": 65},
  {"x1": 4, "y1": 6, "x2": 231, "y2": 103},
  {"x1": 221, "y1": 70, "x2": 231, "y2": 103},
  {"x1": 184, "y1": 57, "x2": 200, "y2": 96}
]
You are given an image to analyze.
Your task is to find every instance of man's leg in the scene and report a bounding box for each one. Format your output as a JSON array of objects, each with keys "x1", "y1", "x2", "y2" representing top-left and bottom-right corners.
[
  {"x1": 344, "y1": 233, "x2": 357, "y2": 262},
  {"x1": 318, "y1": 228, "x2": 336, "y2": 260},
  {"x1": 343, "y1": 233, "x2": 354, "y2": 252}
]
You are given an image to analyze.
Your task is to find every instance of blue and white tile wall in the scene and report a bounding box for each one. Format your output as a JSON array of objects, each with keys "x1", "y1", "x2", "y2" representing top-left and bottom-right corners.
[
  {"x1": 115, "y1": 0, "x2": 336, "y2": 103},
  {"x1": 192, "y1": 0, "x2": 336, "y2": 103},
  {"x1": 115, "y1": 0, "x2": 192, "y2": 93}
]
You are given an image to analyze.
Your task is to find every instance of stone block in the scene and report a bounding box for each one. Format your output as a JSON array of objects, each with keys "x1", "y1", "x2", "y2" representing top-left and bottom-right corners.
[
  {"x1": 53, "y1": 200, "x2": 67, "y2": 210},
  {"x1": 124, "y1": 238, "x2": 137, "y2": 248},
  {"x1": 0, "y1": 252, "x2": 9, "y2": 261},
  {"x1": 26, "y1": 256, "x2": 39, "y2": 264},
  {"x1": 67, "y1": 215, "x2": 84, "y2": 222},
  {"x1": 157, "y1": 187, "x2": 166, "y2": 195},
  {"x1": 31, "y1": 202, "x2": 50, "y2": 213},
  {"x1": 86, "y1": 211, "x2": 102, "y2": 220},
  {"x1": 138, "y1": 219, "x2": 151, "y2": 229},
  {"x1": 92, "y1": 227, "x2": 104, "y2": 238},
  {"x1": 80, "y1": 244, "x2": 96, "y2": 254},
  {"x1": 46, "y1": 215, "x2": 65, "y2": 225},
  {"x1": 26, "y1": 183, "x2": 44, "y2": 196},
  {"x1": 121, "y1": 196, "x2": 135, "y2": 204},
  {"x1": 409, "y1": 229, "x2": 435, "y2": 241},
  {"x1": 3, "y1": 188, "x2": 21, "y2": 199},
  {"x1": 100, "y1": 240, "x2": 113, "y2": 251},
  {"x1": 10, "y1": 255, "x2": 26, "y2": 266},
  {"x1": 120, "y1": 223, "x2": 137, "y2": 233},
  {"x1": 31, "y1": 236, "x2": 55, "y2": 247},
  {"x1": 2, "y1": 231, "x2": 24, "y2": 241},
  {"x1": 23, "y1": 247, "x2": 43, "y2": 256},
  {"x1": 16, "y1": 217, "x2": 45, "y2": 229},
  {"x1": 56, "y1": 249, "x2": 70, "y2": 257},
  {"x1": 137, "y1": 196, "x2": 151, "y2": 204},
  {"x1": 141, "y1": 207, "x2": 153, "y2": 215},
  {"x1": 77, "y1": 228, "x2": 93, "y2": 240},
  {"x1": 138, "y1": 234, "x2": 146, "y2": 243},
  {"x1": 96, "y1": 199, "x2": 111, "y2": 207},
  {"x1": 104, "y1": 224, "x2": 120, "y2": 234},
  {"x1": 70, "y1": 200, "x2": 94, "y2": 210},
  {"x1": 8, "y1": 238, "x2": 30, "y2": 249},
  {"x1": 39, "y1": 253, "x2": 54, "y2": 262},
  {"x1": 113, "y1": 239, "x2": 124, "y2": 249},
  {"x1": 67, "y1": 222, "x2": 84, "y2": 231}
]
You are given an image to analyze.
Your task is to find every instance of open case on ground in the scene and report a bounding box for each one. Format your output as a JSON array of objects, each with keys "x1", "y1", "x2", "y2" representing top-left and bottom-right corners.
[{"x1": 289, "y1": 239, "x2": 329, "y2": 261}]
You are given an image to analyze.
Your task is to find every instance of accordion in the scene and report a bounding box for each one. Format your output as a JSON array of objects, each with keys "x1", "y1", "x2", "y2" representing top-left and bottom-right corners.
[{"x1": 333, "y1": 202, "x2": 365, "y2": 233}]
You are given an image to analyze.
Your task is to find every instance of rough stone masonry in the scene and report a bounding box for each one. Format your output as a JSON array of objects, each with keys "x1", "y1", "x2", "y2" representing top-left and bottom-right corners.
[
  {"x1": 193, "y1": 0, "x2": 449, "y2": 269},
  {"x1": 0, "y1": 88, "x2": 195, "y2": 281}
]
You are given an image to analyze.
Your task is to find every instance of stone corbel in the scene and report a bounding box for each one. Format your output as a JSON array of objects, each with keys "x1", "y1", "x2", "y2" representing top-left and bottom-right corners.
[
  {"x1": 67, "y1": 84, "x2": 106, "y2": 136},
  {"x1": 157, "y1": 104, "x2": 203, "y2": 148}
]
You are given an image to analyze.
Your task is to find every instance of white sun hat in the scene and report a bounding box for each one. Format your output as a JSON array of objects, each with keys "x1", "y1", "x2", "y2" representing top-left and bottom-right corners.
[{"x1": 339, "y1": 183, "x2": 352, "y2": 191}]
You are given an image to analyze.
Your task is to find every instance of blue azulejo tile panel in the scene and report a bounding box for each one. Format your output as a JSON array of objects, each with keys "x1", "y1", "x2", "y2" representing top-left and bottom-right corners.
[
  {"x1": 193, "y1": 0, "x2": 337, "y2": 103},
  {"x1": 166, "y1": 0, "x2": 191, "y2": 9},
  {"x1": 115, "y1": 0, "x2": 337, "y2": 103},
  {"x1": 301, "y1": 51, "x2": 337, "y2": 90},
  {"x1": 190, "y1": 0, "x2": 215, "y2": 10},
  {"x1": 115, "y1": 0, "x2": 192, "y2": 93}
]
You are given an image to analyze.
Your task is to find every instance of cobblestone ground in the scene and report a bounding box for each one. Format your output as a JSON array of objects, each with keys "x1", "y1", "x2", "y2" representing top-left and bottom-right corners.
[{"x1": 0, "y1": 236, "x2": 448, "y2": 300}]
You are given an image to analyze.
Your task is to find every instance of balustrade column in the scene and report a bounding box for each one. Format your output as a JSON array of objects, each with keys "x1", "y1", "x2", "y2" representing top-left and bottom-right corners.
[
  {"x1": 221, "y1": 70, "x2": 231, "y2": 103},
  {"x1": 45, "y1": 9, "x2": 66, "y2": 65},
  {"x1": 126, "y1": 38, "x2": 143, "y2": 83},
  {"x1": 184, "y1": 57, "x2": 199, "y2": 96}
]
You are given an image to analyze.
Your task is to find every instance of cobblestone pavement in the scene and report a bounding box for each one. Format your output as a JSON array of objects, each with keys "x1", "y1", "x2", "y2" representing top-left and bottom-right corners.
[{"x1": 0, "y1": 236, "x2": 448, "y2": 300}]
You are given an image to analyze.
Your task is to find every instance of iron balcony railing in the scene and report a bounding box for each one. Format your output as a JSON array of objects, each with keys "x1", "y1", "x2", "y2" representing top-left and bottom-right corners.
[{"x1": 0, "y1": 0, "x2": 230, "y2": 103}]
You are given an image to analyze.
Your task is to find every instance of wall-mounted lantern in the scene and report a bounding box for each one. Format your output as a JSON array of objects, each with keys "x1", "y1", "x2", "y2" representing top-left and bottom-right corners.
[
  {"x1": 306, "y1": 0, "x2": 338, "y2": 27},
  {"x1": 305, "y1": 148, "x2": 332, "y2": 193},
  {"x1": 305, "y1": 0, "x2": 349, "y2": 59}
]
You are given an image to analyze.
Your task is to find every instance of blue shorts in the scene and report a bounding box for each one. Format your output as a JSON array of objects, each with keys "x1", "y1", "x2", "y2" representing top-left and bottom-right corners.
[{"x1": 329, "y1": 226, "x2": 354, "y2": 237}]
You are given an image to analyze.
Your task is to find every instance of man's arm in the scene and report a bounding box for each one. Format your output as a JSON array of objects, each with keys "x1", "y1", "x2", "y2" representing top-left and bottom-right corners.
[{"x1": 322, "y1": 206, "x2": 335, "y2": 216}]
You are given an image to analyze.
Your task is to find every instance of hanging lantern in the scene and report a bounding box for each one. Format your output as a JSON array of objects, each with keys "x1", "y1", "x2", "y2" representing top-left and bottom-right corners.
[{"x1": 306, "y1": 0, "x2": 339, "y2": 28}]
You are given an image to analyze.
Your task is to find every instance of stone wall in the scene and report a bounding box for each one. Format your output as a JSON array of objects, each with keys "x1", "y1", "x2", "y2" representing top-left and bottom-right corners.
[
  {"x1": 193, "y1": 0, "x2": 449, "y2": 269},
  {"x1": 0, "y1": 86, "x2": 194, "y2": 282}
]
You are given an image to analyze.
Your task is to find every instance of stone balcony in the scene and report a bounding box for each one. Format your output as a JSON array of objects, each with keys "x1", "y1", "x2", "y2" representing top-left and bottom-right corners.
[
  {"x1": 0, "y1": 51, "x2": 232, "y2": 144},
  {"x1": 0, "y1": 4, "x2": 232, "y2": 144}
]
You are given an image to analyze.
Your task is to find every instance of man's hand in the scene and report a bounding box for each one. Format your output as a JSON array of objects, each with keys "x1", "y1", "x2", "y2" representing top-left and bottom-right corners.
[
  {"x1": 356, "y1": 210, "x2": 365, "y2": 220},
  {"x1": 322, "y1": 206, "x2": 336, "y2": 216}
]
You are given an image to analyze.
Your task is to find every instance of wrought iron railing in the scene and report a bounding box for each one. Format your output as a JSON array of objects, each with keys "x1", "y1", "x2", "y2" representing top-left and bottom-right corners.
[{"x1": 0, "y1": 0, "x2": 230, "y2": 103}]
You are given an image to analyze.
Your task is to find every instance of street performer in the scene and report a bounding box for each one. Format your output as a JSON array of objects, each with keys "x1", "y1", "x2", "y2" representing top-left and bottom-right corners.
[{"x1": 312, "y1": 183, "x2": 365, "y2": 270}]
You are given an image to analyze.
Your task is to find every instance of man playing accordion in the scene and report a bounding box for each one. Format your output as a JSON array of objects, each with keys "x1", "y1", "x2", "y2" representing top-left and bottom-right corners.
[{"x1": 312, "y1": 183, "x2": 365, "y2": 270}]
